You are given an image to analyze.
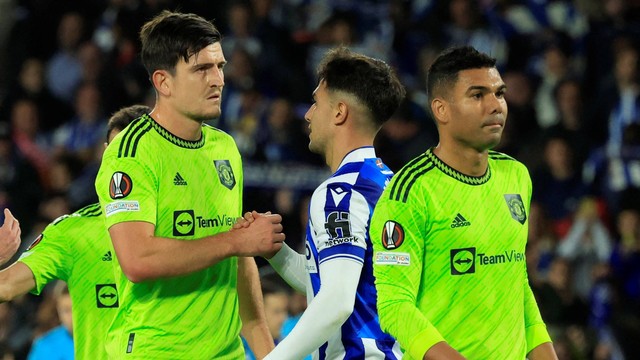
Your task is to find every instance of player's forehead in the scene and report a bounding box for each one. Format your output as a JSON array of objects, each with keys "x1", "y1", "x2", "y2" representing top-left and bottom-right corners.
[
  {"x1": 454, "y1": 68, "x2": 504, "y2": 92},
  {"x1": 185, "y1": 42, "x2": 226, "y2": 67},
  {"x1": 312, "y1": 80, "x2": 330, "y2": 100}
]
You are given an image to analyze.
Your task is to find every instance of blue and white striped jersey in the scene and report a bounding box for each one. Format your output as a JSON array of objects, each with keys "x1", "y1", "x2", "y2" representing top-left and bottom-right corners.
[{"x1": 305, "y1": 146, "x2": 402, "y2": 359}]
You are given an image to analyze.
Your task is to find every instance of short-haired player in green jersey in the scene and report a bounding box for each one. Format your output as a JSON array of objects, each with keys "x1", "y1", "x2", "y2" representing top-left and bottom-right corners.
[
  {"x1": 369, "y1": 46, "x2": 558, "y2": 360},
  {"x1": 0, "y1": 104, "x2": 149, "y2": 360},
  {"x1": 94, "y1": 10, "x2": 285, "y2": 359}
]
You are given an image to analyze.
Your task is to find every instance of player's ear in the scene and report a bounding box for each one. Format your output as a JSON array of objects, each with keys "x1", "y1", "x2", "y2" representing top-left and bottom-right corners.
[
  {"x1": 151, "y1": 70, "x2": 171, "y2": 97},
  {"x1": 431, "y1": 98, "x2": 448, "y2": 125},
  {"x1": 334, "y1": 101, "x2": 348, "y2": 126}
]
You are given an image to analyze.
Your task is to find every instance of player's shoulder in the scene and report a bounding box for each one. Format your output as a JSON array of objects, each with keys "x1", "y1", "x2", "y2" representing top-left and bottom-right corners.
[
  {"x1": 107, "y1": 115, "x2": 154, "y2": 159},
  {"x1": 202, "y1": 122, "x2": 230, "y2": 137},
  {"x1": 202, "y1": 123, "x2": 238, "y2": 145},
  {"x1": 488, "y1": 150, "x2": 529, "y2": 174},
  {"x1": 385, "y1": 150, "x2": 435, "y2": 202},
  {"x1": 45, "y1": 203, "x2": 103, "y2": 231}
]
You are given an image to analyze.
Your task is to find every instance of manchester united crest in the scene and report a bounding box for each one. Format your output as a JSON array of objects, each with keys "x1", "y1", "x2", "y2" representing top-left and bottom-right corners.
[
  {"x1": 504, "y1": 194, "x2": 527, "y2": 224},
  {"x1": 214, "y1": 160, "x2": 236, "y2": 190}
]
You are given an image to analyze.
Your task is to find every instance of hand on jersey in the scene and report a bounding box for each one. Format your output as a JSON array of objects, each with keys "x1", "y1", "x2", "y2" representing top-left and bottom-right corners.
[
  {"x1": 232, "y1": 210, "x2": 284, "y2": 258},
  {"x1": 0, "y1": 209, "x2": 21, "y2": 265}
]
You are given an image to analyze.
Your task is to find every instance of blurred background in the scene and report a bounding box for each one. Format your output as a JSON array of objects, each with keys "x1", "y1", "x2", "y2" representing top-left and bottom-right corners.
[{"x1": 0, "y1": 0, "x2": 639, "y2": 359}]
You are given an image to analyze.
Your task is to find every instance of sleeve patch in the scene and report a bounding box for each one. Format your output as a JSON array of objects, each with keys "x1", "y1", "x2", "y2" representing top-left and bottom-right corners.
[
  {"x1": 109, "y1": 171, "x2": 133, "y2": 199},
  {"x1": 105, "y1": 201, "x2": 140, "y2": 216},
  {"x1": 26, "y1": 234, "x2": 44, "y2": 251},
  {"x1": 375, "y1": 251, "x2": 411, "y2": 266},
  {"x1": 381, "y1": 220, "x2": 405, "y2": 249}
]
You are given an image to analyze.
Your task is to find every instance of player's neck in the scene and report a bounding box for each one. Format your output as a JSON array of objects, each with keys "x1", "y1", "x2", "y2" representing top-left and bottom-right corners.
[
  {"x1": 433, "y1": 143, "x2": 489, "y2": 177},
  {"x1": 327, "y1": 132, "x2": 374, "y2": 173},
  {"x1": 149, "y1": 105, "x2": 203, "y2": 141}
]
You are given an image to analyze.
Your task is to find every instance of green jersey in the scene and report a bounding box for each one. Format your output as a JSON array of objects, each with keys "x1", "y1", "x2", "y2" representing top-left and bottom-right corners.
[
  {"x1": 19, "y1": 203, "x2": 117, "y2": 360},
  {"x1": 95, "y1": 114, "x2": 244, "y2": 359},
  {"x1": 370, "y1": 149, "x2": 551, "y2": 360}
]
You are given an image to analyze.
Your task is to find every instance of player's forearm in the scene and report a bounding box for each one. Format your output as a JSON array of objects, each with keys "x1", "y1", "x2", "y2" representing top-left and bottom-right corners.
[
  {"x1": 238, "y1": 256, "x2": 274, "y2": 358},
  {"x1": 264, "y1": 258, "x2": 362, "y2": 360},
  {"x1": 111, "y1": 216, "x2": 283, "y2": 282},
  {"x1": 267, "y1": 244, "x2": 307, "y2": 293},
  {"x1": 0, "y1": 262, "x2": 36, "y2": 302},
  {"x1": 527, "y1": 342, "x2": 558, "y2": 360},
  {"x1": 112, "y1": 228, "x2": 239, "y2": 282}
]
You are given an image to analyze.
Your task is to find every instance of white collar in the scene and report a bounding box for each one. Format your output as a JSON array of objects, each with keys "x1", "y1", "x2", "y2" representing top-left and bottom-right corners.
[{"x1": 337, "y1": 146, "x2": 377, "y2": 170}]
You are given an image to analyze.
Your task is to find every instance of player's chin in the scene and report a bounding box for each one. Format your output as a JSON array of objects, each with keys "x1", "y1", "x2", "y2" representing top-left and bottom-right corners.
[
  {"x1": 201, "y1": 107, "x2": 221, "y2": 120},
  {"x1": 484, "y1": 136, "x2": 502, "y2": 150}
]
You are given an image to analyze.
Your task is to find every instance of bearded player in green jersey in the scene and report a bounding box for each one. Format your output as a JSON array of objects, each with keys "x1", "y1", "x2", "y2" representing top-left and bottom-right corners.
[
  {"x1": 95, "y1": 11, "x2": 284, "y2": 359},
  {"x1": 0, "y1": 105, "x2": 149, "y2": 360},
  {"x1": 369, "y1": 46, "x2": 558, "y2": 360}
]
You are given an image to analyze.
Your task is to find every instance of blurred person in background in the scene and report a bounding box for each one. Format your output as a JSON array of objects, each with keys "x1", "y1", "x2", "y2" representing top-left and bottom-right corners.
[
  {"x1": 532, "y1": 135, "x2": 588, "y2": 239},
  {"x1": 244, "y1": 274, "x2": 291, "y2": 360},
  {"x1": 556, "y1": 197, "x2": 613, "y2": 301},
  {"x1": 52, "y1": 82, "x2": 106, "y2": 164},
  {"x1": 0, "y1": 58, "x2": 72, "y2": 132},
  {"x1": 9, "y1": 99, "x2": 50, "y2": 190},
  {"x1": 46, "y1": 12, "x2": 86, "y2": 105},
  {"x1": 27, "y1": 281, "x2": 73, "y2": 360}
]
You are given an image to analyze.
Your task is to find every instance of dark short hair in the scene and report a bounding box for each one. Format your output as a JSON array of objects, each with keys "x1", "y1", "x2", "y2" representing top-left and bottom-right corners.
[
  {"x1": 316, "y1": 47, "x2": 406, "y2": 128},
  {"x1": 106, "y1": 105, "x2": 151, "y2": 142},
  {"x1": 427, "y1": 46, "x2": 497, "y2": 107},
  {"x1": 140, "y1": 10, "x2": 222, "y2": 77}
]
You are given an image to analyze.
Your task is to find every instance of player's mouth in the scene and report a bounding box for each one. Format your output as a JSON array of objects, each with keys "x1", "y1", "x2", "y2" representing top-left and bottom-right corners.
[{"x1": 482, "y1": 119, "x2": 504, "y2": 129}]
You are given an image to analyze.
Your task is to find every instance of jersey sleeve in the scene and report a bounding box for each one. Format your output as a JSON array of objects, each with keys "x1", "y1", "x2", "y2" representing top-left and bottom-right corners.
[
  {"x1": 309, "y1": 182, "x2": 368, "y2": 266},
  {"x1": 370, "y1": 189, "x2": 445, "y2": 359},
  {"x1": 521, "y1": 165, "x2": 552, "y2": 351},
  {"x1": 18, "y1": 224, "x2": 71, "y2": 294},
  {"x1": 95, "y1": 149, "x2": 158, "y2": 229},
  {"x1": 523, "y1": 268, "x2": 552, "y2": 352}
]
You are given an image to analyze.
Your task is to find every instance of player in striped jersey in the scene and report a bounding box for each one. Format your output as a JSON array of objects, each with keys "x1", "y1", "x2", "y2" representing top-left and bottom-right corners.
[
  {"x1": 0, "y1": 105, "x2": 149, "y2": 360},
  {"x1": 262, "y1": 47, "x2": 406, "y2": 359},
  {"x1": 370, "y1": 46, "x2": 557, "y2": 360}
]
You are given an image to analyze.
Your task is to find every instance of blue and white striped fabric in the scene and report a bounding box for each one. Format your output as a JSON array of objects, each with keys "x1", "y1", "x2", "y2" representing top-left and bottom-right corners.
[{"x1": 304, "y1": 146, "x2": 402, "y2": 360}]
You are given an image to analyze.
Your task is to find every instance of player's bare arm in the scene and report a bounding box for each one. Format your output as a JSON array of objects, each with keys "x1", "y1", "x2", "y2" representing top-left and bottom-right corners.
[
  {"x1": 0, "y1": 209, "x2": 21, "y2": 266},
  {"x1": 528, "y1": 342, "x2": 559, "y2": 360},
  {"x1": 423, "y1": 342, "x2": 466, "y2": 360},
  {"x1": 109, "y1": 214, "x2": 284, "y2": 282},
  {"x1": 238, "y1": 256, "x2": 275, "y2": 358},
  {"x1": 0, "y1": 262, "x2": 36, "y2": 302}
]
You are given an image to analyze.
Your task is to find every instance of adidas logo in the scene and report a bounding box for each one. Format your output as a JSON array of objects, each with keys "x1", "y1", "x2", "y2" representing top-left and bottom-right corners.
[
  {"x1": 174, "y1": 172, "x2": 187, "y2": 186},
  {"x1": 102, "y1": 251, "x2": 112, "y2": 261},
  {"x1": 450, "y1": 213, "x2": 471, "y2": 228}
]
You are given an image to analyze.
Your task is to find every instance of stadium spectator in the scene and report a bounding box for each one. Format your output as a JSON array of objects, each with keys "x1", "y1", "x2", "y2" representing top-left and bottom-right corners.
[{"x1": 27, "y1": 281, "x2": 73, "y2": 360}]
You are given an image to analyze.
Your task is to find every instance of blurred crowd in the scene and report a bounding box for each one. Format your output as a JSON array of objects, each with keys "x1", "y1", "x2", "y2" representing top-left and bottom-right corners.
[{"x1": 0, "y1": 0, "x2": 639, "y2": 359}]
